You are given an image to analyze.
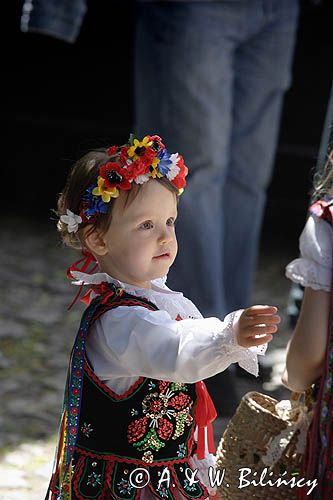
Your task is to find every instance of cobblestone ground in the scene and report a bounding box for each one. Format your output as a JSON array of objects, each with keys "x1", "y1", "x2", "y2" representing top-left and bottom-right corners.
[{"x1": 0, "y1": 216, "x2": 295, "y2": 499}]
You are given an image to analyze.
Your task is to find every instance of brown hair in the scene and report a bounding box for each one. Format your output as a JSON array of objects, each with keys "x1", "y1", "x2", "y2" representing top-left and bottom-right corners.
[{"x1": 56, "y1": 148, "x2": 179, "y2": 251}]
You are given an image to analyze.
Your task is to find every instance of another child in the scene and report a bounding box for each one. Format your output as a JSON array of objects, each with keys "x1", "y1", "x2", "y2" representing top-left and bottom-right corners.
[
  {"x1": 47, "y1": 134, "x2": 280, "y2": 500},
  {"x1": 282, "y1": 151, "x2": 333, "y2": 499}
]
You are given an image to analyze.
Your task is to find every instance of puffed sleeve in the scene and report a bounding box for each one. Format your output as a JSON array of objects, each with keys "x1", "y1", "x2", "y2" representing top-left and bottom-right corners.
[
  {"x1": 86, "y1": 306, "x2": 266, "y2": 384},
  {"x1": 285, "y1": 214, "x2": 332, "y2": 291}
]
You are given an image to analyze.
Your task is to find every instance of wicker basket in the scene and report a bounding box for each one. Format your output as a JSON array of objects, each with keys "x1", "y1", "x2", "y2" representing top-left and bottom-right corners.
[{"x1": 215, "y1": 391, "x2": 310, "y2": 499}]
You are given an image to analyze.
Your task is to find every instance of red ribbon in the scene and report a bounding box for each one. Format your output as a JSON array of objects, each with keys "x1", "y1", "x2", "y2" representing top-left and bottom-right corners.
[
  {"x1": 194, "y1": 381, "x2": 217, "y2": 460},
  {"x1": 80, "y1": 282, "x2": 123, "y2": 306},
  {"x1": 66, "y1": 251, "x2": 98, "y2": 310}
]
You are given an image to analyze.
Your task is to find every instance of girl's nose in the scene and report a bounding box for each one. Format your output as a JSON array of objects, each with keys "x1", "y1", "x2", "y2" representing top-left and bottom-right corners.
[{"x1": 159, "y1": 229, "x2": 172, "y2": 244}]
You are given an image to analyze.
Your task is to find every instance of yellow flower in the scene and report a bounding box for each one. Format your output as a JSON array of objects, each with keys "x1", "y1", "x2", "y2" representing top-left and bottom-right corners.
[
  {"x1": 150, "y1": 166, "x2": 163, "y2": 179},
  {"x1": 128, "y1": 136, "x2": 153, "y2": 160},
  {"x1": 151, "y1": 157, "x2": 160, "y2": 168},
  {"x1": 92, "y1": 177, "x2": 119, "y2": 202}
]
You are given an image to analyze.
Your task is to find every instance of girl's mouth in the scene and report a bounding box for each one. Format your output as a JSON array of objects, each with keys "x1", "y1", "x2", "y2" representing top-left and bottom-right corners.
[{"x1": 153, "y1": 253, "x2": 170, "y2": 260}]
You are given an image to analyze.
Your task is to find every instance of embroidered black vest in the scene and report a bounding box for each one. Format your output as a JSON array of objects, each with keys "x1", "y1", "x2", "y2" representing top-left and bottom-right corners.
[{"x1": 49, "y1": 284, "x2": 208, "y2": 500}]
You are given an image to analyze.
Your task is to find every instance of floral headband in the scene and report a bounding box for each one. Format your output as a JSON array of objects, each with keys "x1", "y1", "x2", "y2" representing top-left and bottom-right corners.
[{"x1": 60, "y1": 134, "x2": 188, "y2": 233}]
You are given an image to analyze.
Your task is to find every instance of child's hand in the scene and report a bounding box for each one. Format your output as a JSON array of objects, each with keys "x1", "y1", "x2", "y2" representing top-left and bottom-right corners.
[{"x1": 237, "y1": 305, "x2": 280, "y2": 348}]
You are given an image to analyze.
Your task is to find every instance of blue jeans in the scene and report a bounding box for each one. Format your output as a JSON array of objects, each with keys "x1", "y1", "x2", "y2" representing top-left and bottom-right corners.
[{"x1": 135, "y1": 0, "x2": 299, "y2": 318}]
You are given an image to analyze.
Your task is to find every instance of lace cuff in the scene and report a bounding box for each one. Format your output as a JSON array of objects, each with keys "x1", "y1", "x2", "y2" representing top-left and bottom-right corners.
[
  {"x1": 213, "y1": 311, "x2": 267, "y2": 378},
  {"x1": 285, "y1": 214, "x2": 332, "y2": 291},
  {"x1": 285, "y1": 257, "x2": 331, "y2": 292}
]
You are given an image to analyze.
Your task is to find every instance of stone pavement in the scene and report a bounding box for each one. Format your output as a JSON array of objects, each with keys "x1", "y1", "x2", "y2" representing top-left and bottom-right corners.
[{"x1": 0, "y1": 216, "x2": 296, "y2": 499}]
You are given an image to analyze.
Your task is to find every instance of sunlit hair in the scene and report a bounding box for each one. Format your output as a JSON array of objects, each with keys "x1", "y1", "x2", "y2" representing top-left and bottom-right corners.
[
  {"x1": 312, "y1": 147, "x2": 333, "y2": 203},
  {"x1": 56, "y1": 148, "x2": 178, "y2": 251}
]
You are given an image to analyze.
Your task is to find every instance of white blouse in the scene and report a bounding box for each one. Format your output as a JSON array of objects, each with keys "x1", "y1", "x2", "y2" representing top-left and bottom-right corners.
[
  {"x1": 286, "y1": 214, "x2": 332, "y2": 292},
  {"x1": 71, "y1": 270, "x2": 267, "y2": 495}
]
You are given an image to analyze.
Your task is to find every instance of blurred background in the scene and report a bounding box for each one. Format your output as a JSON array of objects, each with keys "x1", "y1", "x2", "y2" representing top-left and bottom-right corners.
[{"x1": 1, "y1": 0, "x2": 332, "y2": 498}]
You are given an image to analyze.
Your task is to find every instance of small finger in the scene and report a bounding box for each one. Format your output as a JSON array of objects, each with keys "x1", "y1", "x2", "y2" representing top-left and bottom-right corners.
[
  {"x1": 243, "y1": 314, "x2": 281, "y2": 327},
  {"x1": 245, "y1": 324, "x2": 278, "y2": 337},
  {"x1": 245, "y1": 305, "x2": 278, "y2": 317}
]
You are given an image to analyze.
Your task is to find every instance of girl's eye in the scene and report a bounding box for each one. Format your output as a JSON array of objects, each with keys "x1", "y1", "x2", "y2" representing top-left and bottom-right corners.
[
  {"x1": 140, "y1": 221, "x2": 153, "y2": 230},
  {"x1": 167, "y1": 218, "x2": 176, "y2": 226}
]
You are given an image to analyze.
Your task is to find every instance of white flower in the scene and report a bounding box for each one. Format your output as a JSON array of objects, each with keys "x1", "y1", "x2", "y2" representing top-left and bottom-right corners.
[
  {"x1": 134, "y1": 173, "x2": 150, "y2": 185},
  {"x1": 60, "y1": 209, "x2": 82, "y2": 233},
  {"x1": 166, "y1": 153, "x2": 180, "y2": 181}
]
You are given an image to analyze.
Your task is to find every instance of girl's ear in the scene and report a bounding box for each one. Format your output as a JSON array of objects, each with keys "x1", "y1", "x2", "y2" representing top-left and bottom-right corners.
[{"x1": 83, "y1": 226, "x2": 108, "y2": 256}]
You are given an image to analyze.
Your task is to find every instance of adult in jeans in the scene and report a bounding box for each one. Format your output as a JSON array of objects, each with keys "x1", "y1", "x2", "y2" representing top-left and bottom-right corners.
[{"x1": 134, "y1": 0, "x2": 299, "y2": 414}]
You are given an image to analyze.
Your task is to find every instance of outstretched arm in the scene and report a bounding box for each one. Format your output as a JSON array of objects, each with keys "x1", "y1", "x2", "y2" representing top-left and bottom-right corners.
[
  {"x1": 87, "y1": 304, "x2": 278, "y2": 384},
  {"x1": 282, "y1": 287, "x2": 330, "y2": 392}
]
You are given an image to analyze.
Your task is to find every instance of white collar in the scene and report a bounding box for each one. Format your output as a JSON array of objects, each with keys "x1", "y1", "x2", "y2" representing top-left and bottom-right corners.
[
  {"x1": 71, "y1": 271, "x2": 182, "y2": 296},
  {"x1": 70, "y1": 270, "x2": 201, "y2": 319}
]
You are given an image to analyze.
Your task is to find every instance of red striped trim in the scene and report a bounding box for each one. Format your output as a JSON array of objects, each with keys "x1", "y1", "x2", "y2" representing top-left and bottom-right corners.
[{"x1": 84, "y1": 361, "x2": 145, "y2": 401}]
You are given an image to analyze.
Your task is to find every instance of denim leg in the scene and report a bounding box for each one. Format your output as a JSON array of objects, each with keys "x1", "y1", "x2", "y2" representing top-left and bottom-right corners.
[
  {"x1": 135, "y1": 3, "x2": 236, "y2": 317},
  {"x1": 223, "y1": 0, "x2": 299, "y2": 312},
  {"x1": 134, "y1": 0, "x2": 299, "y2": 319}
]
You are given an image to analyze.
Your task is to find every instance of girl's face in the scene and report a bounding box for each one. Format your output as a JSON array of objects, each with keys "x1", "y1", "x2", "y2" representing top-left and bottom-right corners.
[{"x1": 96, "y1": 180, "x2": 178, "y2": 288}]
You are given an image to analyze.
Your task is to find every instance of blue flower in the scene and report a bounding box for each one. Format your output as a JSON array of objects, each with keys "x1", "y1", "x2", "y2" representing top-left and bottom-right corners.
[
  {"x1": 157, "y1": 149, "x2": 172, "y2": 176},
  {"x1": 83, "y1": 186, "x2": 109, "y2": 217}
]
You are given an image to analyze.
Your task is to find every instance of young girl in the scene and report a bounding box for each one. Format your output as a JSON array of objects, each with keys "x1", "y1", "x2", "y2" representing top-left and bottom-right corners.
[
  {"x1": 47, "y1": 134, "x2": 280, "y2": 500},
  {"x1": 282, "y1": 150, "x2": 333, "y2": 499}
]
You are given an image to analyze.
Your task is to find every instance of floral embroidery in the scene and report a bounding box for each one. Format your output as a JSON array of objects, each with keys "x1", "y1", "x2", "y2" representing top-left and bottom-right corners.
[
  {"x1": 158, "y1": 381, "x2": 171, "y2": 394},
  {"x1": 169, "y1": 393, "x2": 191, "y2": 411},
  {"x1": 157, "y1": 418, "x2": 174, "y2": 441},
  {"x1": 117, "y1": 478, "x2": 134, "y2": 494},
  {"x1": 81, "y1": 422, "x2": 94, "y2": 438},
  {"x1": 131, "y1": 408, "x2": 139, "y2": 416},
  {"x1": 184, "y1": 479, "x2": 197, "y2": 492},
  {"x1": 128, "y1": 417, "x2": 148, "y2": 443},
  {"x1": 173, "y1": 410, "x2": 193, "y2": 439},
  {"x1": 170, "y1": 382, "x2": 187, "y2": 392},
  {"x1": 156, "y1": 484, "x2": 169, "y2": 498},
  {"x1": 148, "y1": 381, "x2": 156, "y2": 390},
  {"x1": 87, "y1": 472, "x2": 102, "y2": 487},
  {"x1": 142, "y1": 450, "x2": 154, "y2": 463},
  {"x1": 135, "y1": 428, "x2": 165, "y2": 452},
  {"x1": 177, "y1": 443, "x2": 187, "y2": 458},
  {"x1": 127, "y1": 385, "x2": 194, "y2": 456}
]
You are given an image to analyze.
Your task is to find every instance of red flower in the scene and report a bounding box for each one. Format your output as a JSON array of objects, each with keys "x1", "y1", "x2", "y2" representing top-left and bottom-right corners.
[
  {"x1": 169, "y1": 393, "x2": 192, "y2": 411},
  {"x1": 70, "y1": 426, "x2": 76, "y2": 435},
  {"x1": 141, "y1": 148, "x2": 158, "y2": 167},
  {"x1": 119, "y1": 146, "x2": 130, "y2": 166},
  {"x1": 128, "y1": 417, "x2": 148, "y2": 443},
  {"x1": 70, "y1": 407, "x2": 78, "y2": 416},
  {"x1": 126, "y1": 158, "x2": 148, "y2": 179},
  {"x1": 99, "y1": 162, "x2": 132, "y2": 190},
  {"x1": 171, "y1": 155, "x2": 188, "y2": 190},
  {"x1": 157, "y1": 418, "x2": 173, "y2": 440},
  {"x1": 72, "y1": 388, "x2": 80, "y2": 396},
  {"x1": 150, "y1": 135, "x2": 165, "y2": 152},
  {"x1": 107, "y1": 145, "x2": 118, "y2": 157}
]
